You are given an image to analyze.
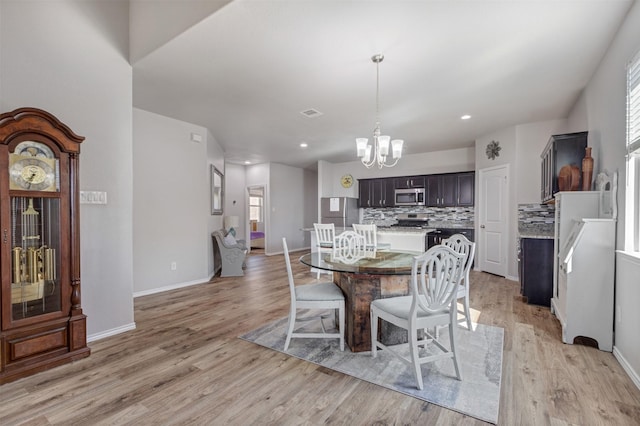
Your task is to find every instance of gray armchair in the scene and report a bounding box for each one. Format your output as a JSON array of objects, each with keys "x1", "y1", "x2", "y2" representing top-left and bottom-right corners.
[{"x1": 212, "y1": 230, "x2": 248, "y2": 277}]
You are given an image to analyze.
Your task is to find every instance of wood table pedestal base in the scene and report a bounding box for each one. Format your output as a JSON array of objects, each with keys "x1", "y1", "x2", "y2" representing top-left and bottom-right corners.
[{"x1": 333, "y1": 271, "x2": 411, "y2": 352}]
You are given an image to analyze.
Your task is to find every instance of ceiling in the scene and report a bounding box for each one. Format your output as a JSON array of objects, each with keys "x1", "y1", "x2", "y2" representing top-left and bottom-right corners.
[{"x1": 132, "y1": 0, "x2": 633, "y2": 169}]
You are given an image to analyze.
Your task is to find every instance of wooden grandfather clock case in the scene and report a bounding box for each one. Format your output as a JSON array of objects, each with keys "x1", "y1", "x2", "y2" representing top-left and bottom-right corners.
[{"x1": 0, "y1": 108, "x2": 89, "y2": 384}]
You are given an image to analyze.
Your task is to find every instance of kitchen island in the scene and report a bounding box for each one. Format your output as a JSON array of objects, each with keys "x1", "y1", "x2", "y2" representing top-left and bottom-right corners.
[
  {"x1": 304, "y1": 226, "x2": 431, "y2": 253},
  {"x1": 377, "y1": 227, "x2": 430, "y2": 252}
]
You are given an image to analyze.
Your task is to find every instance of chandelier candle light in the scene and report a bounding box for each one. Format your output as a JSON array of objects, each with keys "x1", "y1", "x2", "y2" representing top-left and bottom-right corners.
[{"x1": 356, "y1": 54, "x2": 404, "y2": 169}]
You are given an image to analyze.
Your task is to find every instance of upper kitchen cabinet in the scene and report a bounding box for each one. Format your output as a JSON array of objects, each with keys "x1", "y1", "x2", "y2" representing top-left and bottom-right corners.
[
  {"x1": 358, "y1": 178, "x2": 394, "y2": 208},
  {"x1": 541, "y1": 131, "x2": 588, "y2": 203},
  {"x1": 426, "y1": 172, "x2": 475, "y2": 207},
  {"x1": 456, "y1": 172, "x2": 475, "y2": 207},
  {"x1": 394, "y1": 175, "x2": 425, "y2": 189}
]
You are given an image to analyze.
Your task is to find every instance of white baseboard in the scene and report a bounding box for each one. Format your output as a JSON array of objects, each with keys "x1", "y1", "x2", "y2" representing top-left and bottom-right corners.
[
  {"x1": 613, "y1": 346, "x2": 640, "y2": 391},
  {"x1": 133, "y1": 277, "x2": 210, "y2": 298},
  {"x1": 87, "y1": 322, "x2": 136, "y2": 342}
]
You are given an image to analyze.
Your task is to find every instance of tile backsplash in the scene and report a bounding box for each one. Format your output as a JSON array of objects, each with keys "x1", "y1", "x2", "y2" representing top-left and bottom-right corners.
[
  {"x1": 518, "y1": 203, "x2": 555, "y2": 235},
  {"x1": 362, "y1": 206, "x2": 474, "y2": 228}
]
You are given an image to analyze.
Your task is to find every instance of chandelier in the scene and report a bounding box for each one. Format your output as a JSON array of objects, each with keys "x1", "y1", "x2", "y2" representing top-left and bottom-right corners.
[{"x1": 356, "y1": 54, "x2": 404, "y2": 169}]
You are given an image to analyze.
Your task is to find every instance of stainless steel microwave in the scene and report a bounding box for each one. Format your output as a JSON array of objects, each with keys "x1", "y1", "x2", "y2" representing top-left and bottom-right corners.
[{"x1": 394, "y1": 188, "x2": 425, "y2": 206}]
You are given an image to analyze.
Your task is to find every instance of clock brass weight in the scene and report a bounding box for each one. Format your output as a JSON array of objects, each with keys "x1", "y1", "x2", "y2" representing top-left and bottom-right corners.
[{"x1": 8, "y1": 142, "x2": 59, "y2": 310}]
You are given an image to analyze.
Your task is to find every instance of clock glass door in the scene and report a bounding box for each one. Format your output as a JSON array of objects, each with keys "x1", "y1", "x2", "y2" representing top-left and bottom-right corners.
[{"x1": 10, "y1": 196, "x2": 62, "y2": 320}]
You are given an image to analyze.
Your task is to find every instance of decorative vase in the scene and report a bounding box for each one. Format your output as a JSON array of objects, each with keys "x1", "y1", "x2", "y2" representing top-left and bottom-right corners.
[{"x1": 582, "y1": 147, "x2": 594, "y2": 191}]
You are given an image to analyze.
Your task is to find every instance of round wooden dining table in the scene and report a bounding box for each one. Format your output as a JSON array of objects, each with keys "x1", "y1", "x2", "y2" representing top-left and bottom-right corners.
[{"x1": 299, "y1": 250, "x2": 422, "y2": 352}]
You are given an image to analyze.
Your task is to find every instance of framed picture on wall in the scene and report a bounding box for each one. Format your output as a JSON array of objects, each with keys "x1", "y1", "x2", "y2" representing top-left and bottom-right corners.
[{"x1": 211, "y1": 165, "x2": 224, "y2": 215}]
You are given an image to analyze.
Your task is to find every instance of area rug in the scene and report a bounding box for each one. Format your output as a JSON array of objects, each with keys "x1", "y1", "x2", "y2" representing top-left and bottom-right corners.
[{"x1": 239, "y1": 314, "x2": 504, "y2": 424}]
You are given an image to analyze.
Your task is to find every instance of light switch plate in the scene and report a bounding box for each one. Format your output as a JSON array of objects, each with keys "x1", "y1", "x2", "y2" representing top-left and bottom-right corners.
[{"x1": 80, "y1": 191, "x2": 107, "y2": 205}]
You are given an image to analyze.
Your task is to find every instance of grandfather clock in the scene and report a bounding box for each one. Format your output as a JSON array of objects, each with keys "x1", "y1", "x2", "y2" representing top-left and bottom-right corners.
[{"x1": 0, "y1": 108, "x2": 89, "y2": 384}]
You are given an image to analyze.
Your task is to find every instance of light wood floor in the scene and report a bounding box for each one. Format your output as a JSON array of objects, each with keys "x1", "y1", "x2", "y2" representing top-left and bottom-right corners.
[{"x1": 1, "y1": 250, "x2": 639, "y2": 425}]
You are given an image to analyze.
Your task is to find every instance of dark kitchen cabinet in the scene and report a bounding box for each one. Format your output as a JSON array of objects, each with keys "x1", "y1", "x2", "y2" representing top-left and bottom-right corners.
[
  {"x1": 540, "y1": 131, "x2": 588, "y2": 203},
  {"x1": 427, "y1": 172, "x2": 475, "y2": 207},
  {"x1": 427, "y1": 228, "x2": 475, "y2": 268},
  {"x1": 394, "y1": 175, "x2": 425, "y2": 189},
  {"x1": 456, "y1": 172, "x2": 475, "y2": 207},
  {"x1": 518, "y1": 238, "x2": 553, "y2": 306},
  {"x1": 358, "y1": 178, "x2": 394, "y2": 208},
  {"x1": 427, "y1": 228, "x2": 475, "y2": 249}
]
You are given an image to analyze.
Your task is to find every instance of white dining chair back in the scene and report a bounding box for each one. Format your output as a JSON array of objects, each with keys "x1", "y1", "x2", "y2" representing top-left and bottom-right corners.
[
  {"x1": 314, "y1": 223, "x2": 335, "y2": 250},
  {"x1": 333, "y1": 230, "x2": 366, "y2": 264},
  {"x1": 442, "y1": 233, "x2": 476, "y2": 330},
  {"x1": 352, "y1": 223, "x2": 379, "y2": 257},
  {"x1": 282, "y1": 238, "x2": 345, "y2": 351},
  {"x1": 370, "y1": 245, "x2": 465, "y2": 390},
  {"x1": 314, "y1": 223, "x2": 335, "y2": 278}
]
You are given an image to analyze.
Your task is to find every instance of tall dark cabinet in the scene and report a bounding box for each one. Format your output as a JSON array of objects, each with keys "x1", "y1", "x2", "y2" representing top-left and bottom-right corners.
[
  {"x1": 0, "y1": 108, "x2": 89, "y2": 384},
  {"x1": 540, "y1": 131, "x2": 588, "y2": 203}
]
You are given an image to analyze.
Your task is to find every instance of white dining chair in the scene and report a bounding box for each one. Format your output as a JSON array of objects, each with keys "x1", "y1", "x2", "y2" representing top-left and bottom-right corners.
[
  {"x1": 352, "y1": 223, "x2": 378, "y2": 257},
  {"x1": 333, "y1": 230, "x2": 366, "y2": 264},
  {"x1": 370, "y1": 245, "x2": 465, "y2": 390},
  {"x1": 282, "y1": 238, "x2": 345, "y2": 351},
  {"x1": 442, "y1": 233, "x2": 476, "y2": 331},
  {"x1": 314, "y1": 223, "x2": 335, "y2": 278}
]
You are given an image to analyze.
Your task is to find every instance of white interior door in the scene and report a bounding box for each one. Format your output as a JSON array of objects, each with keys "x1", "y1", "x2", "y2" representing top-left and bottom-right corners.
[{"x1": 478, "y1": 165, "x2": 509, "y2": 276}]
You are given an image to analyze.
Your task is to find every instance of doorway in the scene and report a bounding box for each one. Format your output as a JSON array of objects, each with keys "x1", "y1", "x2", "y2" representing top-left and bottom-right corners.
[
  {"x1": 247, "y1": 186, "x2": 265, "y2": 252},
  {"x1": 478, "y1": 164, "x2": 509, "y2": 277}
]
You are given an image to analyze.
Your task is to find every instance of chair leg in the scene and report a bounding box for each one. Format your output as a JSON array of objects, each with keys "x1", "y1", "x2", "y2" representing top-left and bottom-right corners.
[
  {"x1": 284, "y1": 307, "x2": 297, "y2": 351},
  {"x1": 463, "y1": 294, "x2": 473, "y2": 331},
  {"x1": 409, "y1": 324, "x2": 424, "y2": 390},
  {"x1": 370, "y1": 307, "x2": 378, "y2": 358},
  {"x1": 449, "y1": 319, "x2": 463, "y2": 381},
  {"x1": 338, "y1": 304, "x2": 345, "y2": 351}
]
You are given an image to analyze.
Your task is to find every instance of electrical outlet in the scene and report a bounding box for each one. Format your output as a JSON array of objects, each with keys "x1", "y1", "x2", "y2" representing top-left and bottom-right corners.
[{"x1": 170, "y1": 262, "x2": 177, "y2": 271}]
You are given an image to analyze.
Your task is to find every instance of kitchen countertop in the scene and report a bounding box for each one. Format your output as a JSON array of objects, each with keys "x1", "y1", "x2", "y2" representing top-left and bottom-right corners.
[
  {"x1": 428, "y1": 221, "x2": 474, "y2": 229},
  {"x1": 518, "y1": 224, "x2": 554, "y2": 239},
  {"x1": 377, "y1": 227, "x2": 433, "y2": 234},
  {"x1": 303, "y1": 226, "x2": 433, "y2": 234},
  {"x1": 518, "y1": 231, "x2": 554, "y2": 239}
]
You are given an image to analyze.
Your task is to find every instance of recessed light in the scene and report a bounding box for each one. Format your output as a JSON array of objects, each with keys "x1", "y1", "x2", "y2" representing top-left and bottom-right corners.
[
  {"x1": 244, "y1": 161, "x2": 251, "y2": 165},
  {"x1": 300, "y1": 142, "x2": 308, "y2": 148},
  {"x1": 461, "y1": 114, "x2": 472, "y2": 120}
]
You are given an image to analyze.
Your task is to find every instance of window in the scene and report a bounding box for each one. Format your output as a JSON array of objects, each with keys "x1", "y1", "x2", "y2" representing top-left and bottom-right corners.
[
  {"x1": 249, "y1": 196, "x2": 263, "y2": 222},
  {"x1": 626, "y1": 50, "x2": 640, "y2": 252}
]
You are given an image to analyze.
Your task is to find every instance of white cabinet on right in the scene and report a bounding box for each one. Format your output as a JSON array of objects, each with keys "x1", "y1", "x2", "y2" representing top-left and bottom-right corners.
[{"x1": 551, "y1": 189, "x2": 616, "y2": 351}]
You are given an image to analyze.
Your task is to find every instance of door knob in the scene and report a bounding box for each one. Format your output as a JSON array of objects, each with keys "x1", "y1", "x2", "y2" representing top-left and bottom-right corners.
[{"x1": 480, "y1": 225, "x2": 485, "y2": 228}]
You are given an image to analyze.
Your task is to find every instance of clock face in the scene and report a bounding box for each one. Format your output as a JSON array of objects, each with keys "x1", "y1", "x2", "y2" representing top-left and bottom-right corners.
[
  {"x1": 341, "y1": 174, "x2": 354, "y2": 188},
  {"x1": 9, "y1": 155, "x2": 57, "y2": 191}
]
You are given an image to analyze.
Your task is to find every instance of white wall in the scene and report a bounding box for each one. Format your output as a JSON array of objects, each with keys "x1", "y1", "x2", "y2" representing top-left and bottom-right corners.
[
  {"x1": 133, "y1": 109, "x2": 214, "y2": 295},
  {"x1": 0, "y1": 1, "x2": 134, "y2": 338},
  {"x1": 475, "y1": 127, "x2": 518, "y2": 280},
  {"x1": 565, "y1": 1, "x2": 640, "y2": 385},
  {"x1": 302, "y1": 168, "x2": 318, "y2": 248},
  {"x1": 269, "y1": 163, "x2": 312, "y2": 254},
  {"x1": 515, "y1": 120, "x2": 568, "y2": 204},
  {"x1": 474, "y1": 119, "x2": 570, "y2": 280},
  {"x1": 224, "y1": 163, "x2": 247, "y2": 241},
  {"x1": 207, "y1": 129, "x2": 225, "y2": 275}
]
